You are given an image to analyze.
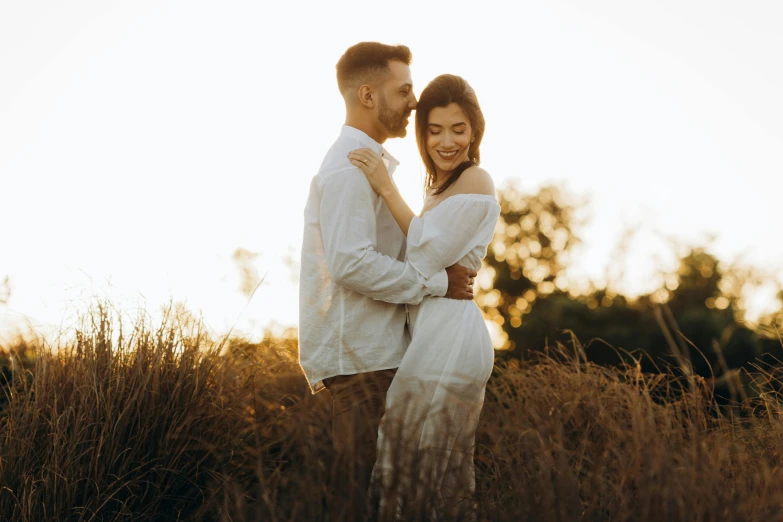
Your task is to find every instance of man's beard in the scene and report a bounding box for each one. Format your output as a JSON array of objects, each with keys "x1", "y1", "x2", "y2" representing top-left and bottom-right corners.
[{"x1": 378, "y1": 94, "x2": 410, "y2": 138}]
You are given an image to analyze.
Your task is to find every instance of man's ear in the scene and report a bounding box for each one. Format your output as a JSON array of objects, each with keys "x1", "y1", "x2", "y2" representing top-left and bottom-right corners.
[{"x1": 358, "y1": 85, "x2": 375, "y2": 109}]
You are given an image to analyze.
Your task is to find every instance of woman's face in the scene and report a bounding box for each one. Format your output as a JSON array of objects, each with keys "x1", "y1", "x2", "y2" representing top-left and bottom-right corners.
[{"x1": 426, "y1": 103, "x2": 473, "y2": 178}]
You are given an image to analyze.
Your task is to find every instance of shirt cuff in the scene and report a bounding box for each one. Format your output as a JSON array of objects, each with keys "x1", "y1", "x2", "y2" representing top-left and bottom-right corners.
[{"x1": 425, "y1": 269, "x2": 448, "y2": 297}]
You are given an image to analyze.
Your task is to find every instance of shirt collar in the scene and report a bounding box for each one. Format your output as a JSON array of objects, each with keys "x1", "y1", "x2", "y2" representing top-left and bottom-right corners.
[{"x1": 340, "y1": 125, "x2": 400, "y2": 170}]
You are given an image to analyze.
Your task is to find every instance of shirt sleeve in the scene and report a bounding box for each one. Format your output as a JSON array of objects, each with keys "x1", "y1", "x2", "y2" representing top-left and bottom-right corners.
[
  {"x1": 319, "y1": 168, "x2": 447, "y2": 304},
  {"x1": 406, "y1": 196, "x2": 501, "y2": 279}
]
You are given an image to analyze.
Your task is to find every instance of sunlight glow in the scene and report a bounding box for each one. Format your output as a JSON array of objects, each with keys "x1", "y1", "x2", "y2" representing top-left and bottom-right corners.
[{"x1": 1, "y1": 1, "x2": 782, "y2": 340}]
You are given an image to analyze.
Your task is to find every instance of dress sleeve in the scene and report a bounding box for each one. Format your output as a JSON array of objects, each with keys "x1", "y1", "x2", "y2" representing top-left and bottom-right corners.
[{"x1": 406, "y1": 195, "x2": 501, "y2": 279}]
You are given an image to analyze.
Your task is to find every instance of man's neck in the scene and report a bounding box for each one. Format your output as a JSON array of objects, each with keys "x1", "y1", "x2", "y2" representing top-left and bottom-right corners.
[{"x1": 344, "y1": 115, "x2": 387, "y2": 145}]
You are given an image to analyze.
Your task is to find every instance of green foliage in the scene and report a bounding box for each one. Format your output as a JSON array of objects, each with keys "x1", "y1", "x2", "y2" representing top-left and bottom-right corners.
[
  {"x1": 480, "y1": 184, "x2": 783, "y2": 388},
  {"x1": 478, "y1": 183, "x2": 581, "y2": 351}
]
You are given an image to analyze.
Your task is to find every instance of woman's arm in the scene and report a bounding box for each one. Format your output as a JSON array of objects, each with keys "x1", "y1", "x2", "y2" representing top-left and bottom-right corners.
[
  {"x1": 348, "y1": 148, "x2": 415, "y2": 236},
  {"x1": 377, "y1": 186, "x2": 415, "y2": 236}
]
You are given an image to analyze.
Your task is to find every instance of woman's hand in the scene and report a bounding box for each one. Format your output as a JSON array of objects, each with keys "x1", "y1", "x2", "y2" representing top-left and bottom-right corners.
[
  {"x1": 350, "y1": 148, "x2": 414, "y2": 235},
  {"x1": 348, "y1": 148, "x2": 395, "y2": 198}
]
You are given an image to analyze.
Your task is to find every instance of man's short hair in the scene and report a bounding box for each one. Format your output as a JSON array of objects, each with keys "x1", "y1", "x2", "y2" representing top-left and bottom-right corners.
[{"x1": 336, "y1": 42, "x2": 412, "y2": 96}]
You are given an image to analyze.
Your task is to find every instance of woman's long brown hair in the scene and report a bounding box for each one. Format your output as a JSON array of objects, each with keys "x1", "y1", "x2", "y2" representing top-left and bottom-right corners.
[{"x1": 415, "y1": 74, "x2": 485, "y2": 196}]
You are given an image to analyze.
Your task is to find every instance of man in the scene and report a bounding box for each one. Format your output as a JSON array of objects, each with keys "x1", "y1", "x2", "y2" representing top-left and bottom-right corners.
[{"x1": 298, "y1": 41, "x2": 476, "y2": 519}]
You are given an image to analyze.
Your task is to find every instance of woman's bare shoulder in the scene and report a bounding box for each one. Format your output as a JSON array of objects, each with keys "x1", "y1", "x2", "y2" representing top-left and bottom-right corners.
[{"x1": 450, "y1": 166, "x2": 496, "y2": 197}]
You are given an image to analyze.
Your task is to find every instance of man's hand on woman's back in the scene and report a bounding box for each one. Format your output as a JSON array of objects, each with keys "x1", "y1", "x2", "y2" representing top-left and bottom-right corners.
[{"x1": 444, "y1": 264, "x2": 477, "y2": 300}]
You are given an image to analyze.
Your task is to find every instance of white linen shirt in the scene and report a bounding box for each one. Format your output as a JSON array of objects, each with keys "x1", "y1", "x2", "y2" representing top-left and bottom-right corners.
[{"x1": 298, "y1": 125, "x2": 448, "y2": 393}]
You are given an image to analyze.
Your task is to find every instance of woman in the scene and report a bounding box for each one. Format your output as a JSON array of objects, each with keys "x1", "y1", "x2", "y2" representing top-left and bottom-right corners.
[{"x1": 348, "y1": 74, "x2": 499, "y2": 517}]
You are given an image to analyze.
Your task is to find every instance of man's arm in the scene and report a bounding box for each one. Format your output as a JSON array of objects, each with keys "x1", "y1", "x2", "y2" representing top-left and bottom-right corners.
[{"x1": 319, "y1": 168, "x2": 447, "y2": 304}]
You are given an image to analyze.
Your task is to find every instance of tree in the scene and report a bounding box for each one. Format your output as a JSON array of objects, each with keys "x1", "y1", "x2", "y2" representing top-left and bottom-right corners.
[
  {"x1": 477, "y1": 183, "x2": 581, "y2": 354},
  {"x1": 0, "y1": 275, "x2": 9, "y2": 306},
  {"x1": 479, "y1": 183, "x2": 773, "y2": 379}
]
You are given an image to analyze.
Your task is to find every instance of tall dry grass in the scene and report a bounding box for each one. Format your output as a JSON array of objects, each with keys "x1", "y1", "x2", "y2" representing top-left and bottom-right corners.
[{"x1": 1, "y1": 302, "x2": 783, "y2": 521}]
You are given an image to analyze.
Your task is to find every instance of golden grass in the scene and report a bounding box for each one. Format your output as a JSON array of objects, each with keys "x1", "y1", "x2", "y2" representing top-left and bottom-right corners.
[{"x1": 1, "y1": 302, "x2": 782, "y2": 521}]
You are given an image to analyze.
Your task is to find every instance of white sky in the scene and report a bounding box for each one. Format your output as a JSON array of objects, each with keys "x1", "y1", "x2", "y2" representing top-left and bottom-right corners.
[{"x1": 1, "y1": 1, "x2": 782, "y2": 341}]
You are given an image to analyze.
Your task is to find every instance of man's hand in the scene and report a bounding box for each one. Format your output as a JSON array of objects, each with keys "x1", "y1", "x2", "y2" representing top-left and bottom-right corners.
[{"x1": 444, "y1": 263, "x2": 477, "y2": 300}]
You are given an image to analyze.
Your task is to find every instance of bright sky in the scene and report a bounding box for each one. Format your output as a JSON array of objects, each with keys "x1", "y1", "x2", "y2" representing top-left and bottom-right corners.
[{"x1": 2, "y1": 1, "x2": 782, "y2": 341}]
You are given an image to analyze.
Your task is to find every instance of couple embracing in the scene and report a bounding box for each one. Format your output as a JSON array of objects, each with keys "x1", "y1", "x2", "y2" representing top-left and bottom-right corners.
[{"x1": 298, "y1": 41, "x2": 499, "y2": 520}]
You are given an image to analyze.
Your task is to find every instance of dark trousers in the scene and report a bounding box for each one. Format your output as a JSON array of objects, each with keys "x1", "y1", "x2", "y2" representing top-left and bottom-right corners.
[{"x1": 323, "y1": 368, "x2": 396, "y2": 521}]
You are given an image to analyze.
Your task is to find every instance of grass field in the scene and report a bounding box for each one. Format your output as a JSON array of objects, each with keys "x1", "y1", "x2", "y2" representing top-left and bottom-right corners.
[{"x1": 1, "y1": 302, "x2": 782, "y2": 521}]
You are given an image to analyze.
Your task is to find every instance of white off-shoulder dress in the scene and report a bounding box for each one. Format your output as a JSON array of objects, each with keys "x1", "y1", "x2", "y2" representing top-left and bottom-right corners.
[{"x1": 373, "y1": 193, "x2": 501, "y2": 510}]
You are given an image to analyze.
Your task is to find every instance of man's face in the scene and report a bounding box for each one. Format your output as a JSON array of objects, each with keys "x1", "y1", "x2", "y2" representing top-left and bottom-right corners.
[{"x1": 376, "y1": 60, "x2": 417, "y2": 139}]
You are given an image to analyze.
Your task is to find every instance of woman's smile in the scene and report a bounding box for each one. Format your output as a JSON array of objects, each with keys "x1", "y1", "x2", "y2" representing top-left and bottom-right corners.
[{"x1": 437, "y1": 149, "x2": 459, "y2": 160}]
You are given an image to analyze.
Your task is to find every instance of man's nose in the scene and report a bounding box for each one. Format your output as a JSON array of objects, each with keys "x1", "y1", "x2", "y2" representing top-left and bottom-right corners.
[{"x1": 409, "y1": 94, "x2": 417, "y2": 110}]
